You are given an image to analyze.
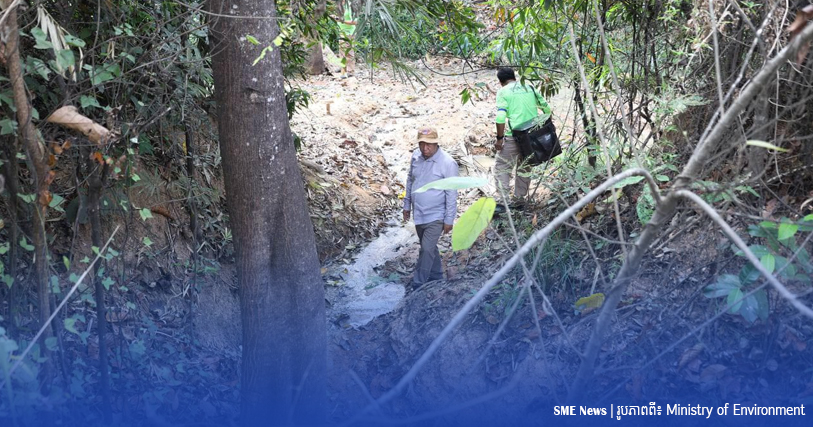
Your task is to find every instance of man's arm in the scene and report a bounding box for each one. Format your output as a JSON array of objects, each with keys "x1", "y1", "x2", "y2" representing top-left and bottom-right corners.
[
  {"x1": 443, "y1": 158, "x2": 459, "y2": 233},
  {"x1": 495, "y1": 123, "x2": 506, "y2": 151},
  {"x1": 495, "y1": 89, "x2": 508, "y2": 151},
  {"x1": 403, "y1": 153, "x2": 415, "y2": 222}
]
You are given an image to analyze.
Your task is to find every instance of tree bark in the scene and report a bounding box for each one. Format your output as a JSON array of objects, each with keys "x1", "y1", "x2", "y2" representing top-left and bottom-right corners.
[
  {"x1": 86, "y1": 155, "x2": 112, "y2": 423},
  {"x1": 305, "y1": 0, "x2": 327, "y2": 75},
  {"x1": 1, "y1": 136, "x2": 23, "y2": 332},
  {"x1": 208, "y1": 1, "x2": 327, "y2": 425},
  {"x1": 1, "y1": 0, "x2": 54, "y2": 347}
]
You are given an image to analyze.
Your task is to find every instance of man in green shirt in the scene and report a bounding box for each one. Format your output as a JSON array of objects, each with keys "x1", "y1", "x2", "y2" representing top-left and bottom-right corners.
[
  {"x1": 335, "y1": 1, "x2": 356, "y2": 78},
  {"x1": 493, "y1": 67, "x2": 551, "y2": 212}
]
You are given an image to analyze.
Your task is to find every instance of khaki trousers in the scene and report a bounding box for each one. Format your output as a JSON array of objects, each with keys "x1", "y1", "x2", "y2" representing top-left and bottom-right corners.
[{"x1": 494, "y1": 136, "x2": 531, "y2": 199}]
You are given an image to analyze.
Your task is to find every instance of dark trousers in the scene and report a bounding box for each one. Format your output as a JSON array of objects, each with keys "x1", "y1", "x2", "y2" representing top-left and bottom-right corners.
[{"x1": 412, "y1": 220, "x2": 444, "y2": 285}]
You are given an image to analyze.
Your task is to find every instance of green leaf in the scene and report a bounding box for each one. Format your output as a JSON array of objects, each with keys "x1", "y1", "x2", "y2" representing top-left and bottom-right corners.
[
  {"x1": 27, "y1": 57, "x2": 50, "y2": 80},
  {"x1": 142, "y1": 236, "x2": 153, "y2": 247},
  {"x1": 90, "y1": 64, "x2": 120, "y2": 86},
  {"x1": 704, "y1": 274, "x2": 740, "y2": 298},
  {"x1": 64, "y1": 34, "x2": 86, "y2": 48},
  {"x1": 0, "y1": 118, "x2": 17, "y2": 135},
  {"x1": 415, "y1": 176, "x2": 487, "y2": 193},
  {"x1": 80, "y1": 256, "x2": 90, "y2": 264},
  {"x1": 63, "y1": 256, "x2": 70, "y2": 270},
  {"x1": 272, "y1": 34, "x2": 284, "y2": 47},
  {"x1": 49, "y1": 194, "x2": 65, "y2": 211},
  {"x1": 64, "y1": 318, "x2": 79, "y2": 334},
  {"x1": 45, "y1": 337, "x2": 59, "y2": 352},
  {"x1": 17, "y1": 193, "x2": 36, "y2": 203},
  {"x1": 56, "y1": 49, "x2": 76, "y2": 70},
  {"x1": 460, "y1": 88, "x2": 471, "y2": 105},
  {"x1": 69, "y1": 273, "x2": 80, "y2": 283},
  {"x1": 452, "y1": 197, "x2": 496, "y2": 251},
  {"x1": 246, "y1": 35, "x2": 259, "y2": 45},
  {"x1": 50, "y1": 275, "x2": 60, "y2": 294},
  {"x1": 31, "y1": 28, "x2": 53, "y2": 50},
  {"x1": 739, "y1": 263, "x2": 760, "y2": 285},
  {"x1": 20, "y1": 237, "x2": 34, "y2": 252},
  {"x1": 733, "y1": 244, "x2": 771, "y2": 258},
  {"x1": 0, "y1": 242, "x2": 8, "y2": 255},
  {"x1": 102, "y1": 276, "x2": 114, "y2": 291},
  {"x1": 139, "y1": 208, "x2": 153, "y2": 221},
  {"x1": 777, "y1": 222, "x2": 799, "y2": 241},
  {"x1": 753, "y1": 289, "x2": 769, "y2": 321},
  {"x1": 612, "y1": 175, "x2": 644, "y2": 189},
  {"x1": 0, "y1": 91, "x2": 14, "y2": 110},
  {"x1": 80, "y1": 95, "x2": 101, "y2": 110},
  {"x1": 131, "y1": 173, "x2": 141, "y2": 182},
  {"x1": 636, "y1": 185, "x2": 655, "y2": 225},
  {"x1": 655, "y1": 174, "x2": 670, "y2": 182},
  {"x1": 739, "y1": 294, "x2": 759, "y2": 323},
  {"x1": 2, "y1": 275, "x2": 13, "y2": 288},
  {"x1": 760, "y1": 254, "x2": 775, "y2": 275},
  {"x1": 727, "y1": 288, "x2": 744, "y2": 313},
  {"x1": 746, "y1": 140, "x2": 788, "y2": 152}
]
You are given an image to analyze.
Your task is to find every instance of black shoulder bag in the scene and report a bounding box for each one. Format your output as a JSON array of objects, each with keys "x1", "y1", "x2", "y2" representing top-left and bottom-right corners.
[{"x1": 510, "y1": 89, "x2": 562, "y2": 166}]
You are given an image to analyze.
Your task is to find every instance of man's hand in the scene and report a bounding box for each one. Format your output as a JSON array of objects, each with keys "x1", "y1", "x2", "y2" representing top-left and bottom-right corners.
[
  {"x1": 494, "y1": 137, "x2": 504, "y2": 152},
  {"x1": 403, "y1": 210, "x2": 411, "y2": 222},
  {"x1": 443, "y1": 223, "x2": 453, "y2": 234}
]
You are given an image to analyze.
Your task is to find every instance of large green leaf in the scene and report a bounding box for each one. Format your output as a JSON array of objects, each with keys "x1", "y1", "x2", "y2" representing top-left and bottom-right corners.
[
  {"x1": 760, "y1": 254, "x2": 775, "y2": 275},
  {"x1": 739, "y1": 290, "x2": 770, "y2": 323},
  {"x1": 704, "y1": 274, "x2": 740, "y2": 298},
  {"x1": 452, "y1": 197, "x2": 495, "y2": 251},
  {"x1": 778, "y1": 222, "x2": 799, "y2": 241},
  {"x1": 727, "y1": 288, "x2": 744, "y2": 313},
  {"x1": 415, "y1": 176, "x2": 488, "y2": 193},
  {"x1": 611, "y1": 175, "x2": 644, "y2": 189}
]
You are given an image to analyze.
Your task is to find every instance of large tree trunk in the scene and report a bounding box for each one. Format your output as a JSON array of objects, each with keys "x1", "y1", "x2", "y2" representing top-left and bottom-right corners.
[{"x1": 207, "y1": 1, "x2": 327, "y2": 425}]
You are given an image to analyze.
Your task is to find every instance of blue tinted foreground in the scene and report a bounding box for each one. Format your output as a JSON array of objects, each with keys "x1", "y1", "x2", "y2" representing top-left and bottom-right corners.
[{"x1": 3, "y1": 373, "x2": 811, "y2": 427}]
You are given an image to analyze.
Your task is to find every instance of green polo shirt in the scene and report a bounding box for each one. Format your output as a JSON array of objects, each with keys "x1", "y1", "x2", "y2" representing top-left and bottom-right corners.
[
  {"x1": 338, "y1": 4, "x2": 356, "y2": 36},
  {"x1": 495, "y1": 81, "x2": 551, "y2": 136}
]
